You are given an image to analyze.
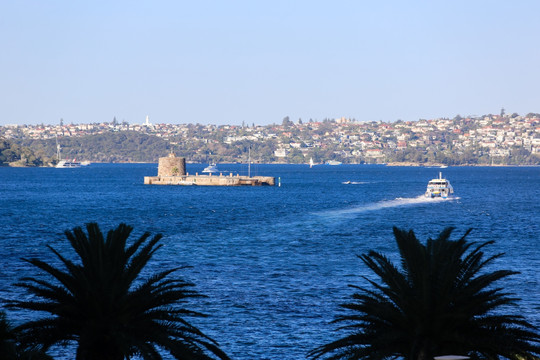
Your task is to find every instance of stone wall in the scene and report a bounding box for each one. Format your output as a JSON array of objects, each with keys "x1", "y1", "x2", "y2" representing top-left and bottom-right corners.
[{"x1": 144, "y1": 174, "x2": 275, "y2": 186}]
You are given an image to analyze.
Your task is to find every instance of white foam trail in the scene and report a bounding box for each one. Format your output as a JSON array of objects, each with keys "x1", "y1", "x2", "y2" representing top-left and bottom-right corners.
[{"x1": 317, "y1": 195, "x2": 459, "y2": 218}]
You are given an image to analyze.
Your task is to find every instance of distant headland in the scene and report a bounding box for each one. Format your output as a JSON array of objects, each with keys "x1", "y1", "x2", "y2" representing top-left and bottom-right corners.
[{"x1": 2, "y1": 111, "x2": 539, "y2": 166}]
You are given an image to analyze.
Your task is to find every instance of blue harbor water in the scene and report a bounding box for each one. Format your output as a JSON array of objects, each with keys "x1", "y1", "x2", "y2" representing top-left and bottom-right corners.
[{"x1": 1, "y1": 164, "x2": 539, "y2": 359}]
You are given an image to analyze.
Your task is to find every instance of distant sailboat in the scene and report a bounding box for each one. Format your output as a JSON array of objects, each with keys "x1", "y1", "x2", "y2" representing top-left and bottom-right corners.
[{"x1": 309, "y1": 157, "x2": 314, "y2": 168}]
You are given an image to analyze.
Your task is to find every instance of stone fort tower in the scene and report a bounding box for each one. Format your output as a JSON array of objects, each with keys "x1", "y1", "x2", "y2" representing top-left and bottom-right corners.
[{"x1": 157, "y1": 153, "x2": 186, "y2": 177}]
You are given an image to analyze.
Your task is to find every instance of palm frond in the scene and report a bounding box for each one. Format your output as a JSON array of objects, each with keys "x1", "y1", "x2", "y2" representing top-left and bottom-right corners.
[
  {"x1": 8, "y1": 223, "x2": 229, "y2": 360},
  {"x1": 309, "y1": 227, "x2": 540, "y2": 360}
]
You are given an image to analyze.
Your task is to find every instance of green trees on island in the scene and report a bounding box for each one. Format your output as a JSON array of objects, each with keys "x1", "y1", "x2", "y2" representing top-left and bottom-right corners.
[
  {"x1": 309, "y1": 227, "x2": 540, "y2": 360},
  {"x1": 0, "y1": 139, "x2": 48, "y2": 166},
  {"x1": 7, "y1": 223, "x2": 230, "y2": 360},
  {"x1": 2, "y1": 225, "x2": 540, "y2": 359}
]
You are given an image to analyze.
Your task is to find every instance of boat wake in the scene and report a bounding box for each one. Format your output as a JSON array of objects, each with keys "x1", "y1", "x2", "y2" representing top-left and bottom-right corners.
[{"x1": 316, "y1": 195, "x2": 459, "y2": 218}]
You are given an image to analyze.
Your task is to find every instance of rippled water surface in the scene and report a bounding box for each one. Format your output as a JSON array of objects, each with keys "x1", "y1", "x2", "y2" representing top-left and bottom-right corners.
[{"x1": 1, "y1": 164, "x2": 539, "y2": 359}]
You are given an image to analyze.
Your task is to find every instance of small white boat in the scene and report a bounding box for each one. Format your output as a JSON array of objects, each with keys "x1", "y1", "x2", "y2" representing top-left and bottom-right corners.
[
  {"x1": 326, "y1": 160, "x2": 342, "y2": 166},
  {"x1": 425, "y1": 172, "x2": 454, "y2": 198},
  {"x1": 309, "y1": 157, "x2": 314, "y2": 168},
  {"x1": 202, "y1": 163, "x2": 219, "y2": 173}
]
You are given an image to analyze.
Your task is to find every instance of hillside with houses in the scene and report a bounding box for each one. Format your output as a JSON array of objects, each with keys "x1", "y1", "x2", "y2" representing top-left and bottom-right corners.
[{"x1": 1, "y1": 112, "x2": 539, "y2": 165}]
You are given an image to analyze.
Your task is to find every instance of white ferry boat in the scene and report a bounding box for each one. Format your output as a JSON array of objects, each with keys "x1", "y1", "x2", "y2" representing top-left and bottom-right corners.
[
  {"x1": 425, "y1": 172, "x2": 454, "y2": 198},
  {"x1": 56, "y1": 160, "x2": 81, "y2": 168},
  {"x1": 55, "y1": 141, "x2": 81, "y2": 168}
]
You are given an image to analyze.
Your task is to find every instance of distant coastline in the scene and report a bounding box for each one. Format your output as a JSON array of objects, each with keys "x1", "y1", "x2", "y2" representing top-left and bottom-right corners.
[
  {"x1": 2, "y1": 113, "x2": 539, "y2": 166},
  {"x1": 385, "y1": 162, "x2": 539, "y2": 167}
]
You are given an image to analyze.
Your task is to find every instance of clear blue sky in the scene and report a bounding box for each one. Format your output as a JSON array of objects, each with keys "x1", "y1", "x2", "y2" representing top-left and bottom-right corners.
[{"x1": 2, "y1": 1, "x2": 539, "y2": 126}]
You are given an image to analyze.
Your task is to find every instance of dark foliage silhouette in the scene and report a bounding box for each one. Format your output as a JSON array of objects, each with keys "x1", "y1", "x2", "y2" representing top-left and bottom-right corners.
[
  {"x1": 9, "y1": 223, "x2": 230, "y2": 360},
  {"x1": 309, "y1": 227, "x2": 540, "y2": 360}
]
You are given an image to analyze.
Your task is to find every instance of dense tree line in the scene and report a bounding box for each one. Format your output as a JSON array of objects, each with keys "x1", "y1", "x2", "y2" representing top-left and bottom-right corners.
[
  {"x1": 18, "y1": 132, "x2": 281, "y2": 164},
  {"x1": 20, "y1": 132, "x2": 172, "y2": 164},
  {"x1": 0, "y1": 138, "x2": 48, "y2": 167}
]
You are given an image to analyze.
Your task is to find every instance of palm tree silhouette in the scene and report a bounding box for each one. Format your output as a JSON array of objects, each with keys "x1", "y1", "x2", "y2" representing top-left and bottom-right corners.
[
  {"x1": 1, "y1": 311, "x2": 52, "y2": 360},
  {"x1": 0, "y1": 311, "x2": 18, "y2": 359},
  {"x1": 9, "y1": 223, "x2": 230, "y2": 360},
  {"x1": 309, "y1": 227, "x2": 540, "y2": 360}
]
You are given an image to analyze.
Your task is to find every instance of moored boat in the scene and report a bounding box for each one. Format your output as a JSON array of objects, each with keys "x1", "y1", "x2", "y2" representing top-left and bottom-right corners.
[
  {"x1": 425, "y1": 172, "x2": 454, "y2": 198},
  {"x1": 326, "y1": 160, "x2": 342, "y2": 166},
  {"x1": 202, "y1": 163, "x2": 219, "y2": 173}
]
